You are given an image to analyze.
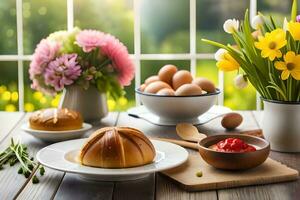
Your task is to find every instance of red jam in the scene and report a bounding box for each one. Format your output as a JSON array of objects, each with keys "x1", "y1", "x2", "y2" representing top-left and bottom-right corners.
[{"x1": 214, "y1": 138, "x2": 256, "y2": 153}]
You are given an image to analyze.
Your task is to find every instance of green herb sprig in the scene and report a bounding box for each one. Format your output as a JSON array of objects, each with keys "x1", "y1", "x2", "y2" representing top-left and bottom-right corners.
[{"x1": 0, "y1": 138, "x2": 45, "y2": 184}]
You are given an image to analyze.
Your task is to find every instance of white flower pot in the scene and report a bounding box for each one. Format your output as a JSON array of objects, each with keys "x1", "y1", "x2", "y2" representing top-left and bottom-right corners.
[
  {"x1": 59, "y1": 85, "x2": 108, "y2": 123},
  {"x1": 262, "y1": 99, "x2": 300, "y2": 152}
]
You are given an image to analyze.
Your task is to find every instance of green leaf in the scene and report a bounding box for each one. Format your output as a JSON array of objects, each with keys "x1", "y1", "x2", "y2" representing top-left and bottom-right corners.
[
  {"x1": 269, "y1": 16, "x2": 277, "y2": 29},
  {"x1": 291, "y1": 0, "x2": 298, "y2": 21}
]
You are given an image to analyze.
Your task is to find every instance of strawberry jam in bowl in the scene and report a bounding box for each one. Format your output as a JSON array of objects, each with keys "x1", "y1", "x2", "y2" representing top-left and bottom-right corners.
[
  {"x1": 210, "y1": 138, "x2": 256, "y2": 153},
  {"x1": 198, "y1": 134, "x2": 270, "y2": 170}
]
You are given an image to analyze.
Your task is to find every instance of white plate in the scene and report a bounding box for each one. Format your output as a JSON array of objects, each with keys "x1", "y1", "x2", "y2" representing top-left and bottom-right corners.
[
  {"x1": 128, "y1": 105, "x2": 231, "y2": 126},
  {"x1": 21, "y1": 123, "x2": 92, "y2": 142},
  {"x1": 37, "y1": 139, "x2": 189, "y2": 181}
]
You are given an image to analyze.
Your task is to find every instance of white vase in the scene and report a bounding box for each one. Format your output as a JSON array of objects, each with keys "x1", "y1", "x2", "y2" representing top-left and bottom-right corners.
[
  {"x1": 59, "y1": 85, "x2": 108, "y2": 123},
  {"x1": 262, "y1": 99, "x2": 300, "y2": 152}
]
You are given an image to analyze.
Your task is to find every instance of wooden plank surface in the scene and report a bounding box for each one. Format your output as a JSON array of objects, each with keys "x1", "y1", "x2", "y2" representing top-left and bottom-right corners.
[
  {"x1": 0, "y1": 112, "x2": 118, "y2": 200},
  {"x1": 0, "y1": 112, "x2": 24, "y2": 142},
  {"x1": 0, "y1": 111, "x2": 299, "y2": 200},
  {"x1": 217, "y1": 111, "x2": 300, "y2": 200},
  {"x1": 51, "y1": 113, "x2": 119, "y2": 200},
  {"x1": 115, "y1": 112, "x2": 218, "y2": 200}
]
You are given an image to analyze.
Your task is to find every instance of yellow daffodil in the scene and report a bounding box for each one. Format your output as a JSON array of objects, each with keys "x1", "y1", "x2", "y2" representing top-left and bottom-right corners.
[
  {"x1": 254, "y1": 29, "x2": 287, "y2": 61},
  {"x1": 288, "y1": 21, "x2": 300, "y2": 40},
  {"x1": 274, "y1": 51, "x2": 300, "y2": 80},
  {"x1": 216, "y1": 53, "x2": 240, "y2": 71}
]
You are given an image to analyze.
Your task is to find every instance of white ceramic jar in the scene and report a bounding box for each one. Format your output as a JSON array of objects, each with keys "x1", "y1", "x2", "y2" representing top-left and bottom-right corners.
[
  {"x1": 59, "y1": 85, "x2": 108, "y2": 123},
  {"x1": 262, "y1": 99, "x2": 300, "y2": 152}
]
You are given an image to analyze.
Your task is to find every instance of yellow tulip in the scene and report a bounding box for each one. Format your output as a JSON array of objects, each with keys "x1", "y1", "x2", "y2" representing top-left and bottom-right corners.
[
  {"x1": 288, "y1": 21, "x2": 300, "y2": 40},
  {"x1": 216, "y1": 53, "x2": 240, "y2": 71}
]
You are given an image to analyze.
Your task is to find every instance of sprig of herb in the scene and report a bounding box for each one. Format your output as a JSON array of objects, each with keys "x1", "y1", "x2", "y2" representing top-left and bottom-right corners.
[{"x1": 0, "y1": 138, "x2": 45, "y2": 183}]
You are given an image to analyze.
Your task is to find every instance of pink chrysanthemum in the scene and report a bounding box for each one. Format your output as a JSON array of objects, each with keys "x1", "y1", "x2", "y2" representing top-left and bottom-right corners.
[
  {"x1": 29, "y1": 39, "x2": 60, "y2": 79},
  {"x1": 100, "y1": 34, "x2": 135, "y2": 86},
  {"x1": 44, "y1": 54, "x2": 82, "y2": 91},
  {"x1": 76, "y1": 30, "x2": 106, "y2": 53}
]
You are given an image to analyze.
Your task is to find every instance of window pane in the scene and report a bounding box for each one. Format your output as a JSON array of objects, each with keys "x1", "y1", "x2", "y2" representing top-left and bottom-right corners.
[
  {"x1": 141, "y1": 0, "x2": 190, "y2": 53},
  {"x1": 108, "y1": 78, "x2": 135, "y2": 111},
  {"x1": 197, "y1": 59, "x2": 256, "y2": 110},
  {"x1": 23, "y1": 0, "x2": 67, "y2": 54},
  {"x1": 141, "y1": 60, "x2": 190, "y2": 83},
  {"x1": 224, "y1": 72, "x2": 256, "y2": 110},
  {"x1": 196, "y1": 0, "x2": 248, "y2": 53},
  {"x1": 258, "y1": 0, "x2": 294, "y2": 24},
  {"x1": 0, "y1": 1, "x2": 17, "y2": 54},
  {"x1": 196, "y1": 60, "x2": 218, "y2": 86},
  {"x1": 0, "y1": 62, "x2": 18, "y2": 111},
  {"x1": 74, "y1": 0, "x2": 134, "y2": 54}
]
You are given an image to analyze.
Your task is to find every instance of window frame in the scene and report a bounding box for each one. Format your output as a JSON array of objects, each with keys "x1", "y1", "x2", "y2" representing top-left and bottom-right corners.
[{"x1": 0, "y1": 0, "x2": 259, "y2": 111}]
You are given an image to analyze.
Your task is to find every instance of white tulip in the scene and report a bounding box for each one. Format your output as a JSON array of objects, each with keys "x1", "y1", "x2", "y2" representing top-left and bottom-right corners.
[
  {"x1": 234, "y1": 74, "x2": 248, "y2": 89},
  {"x1": 251, "y1": 15, "x2": 264, "y2": 30},
  {"x1": 223, "y1": 19, "x2": 239, "y2": 34},
  {"x1": 283, "y1": 17, "x2": 288, "y2": 32},
  {"x1": 214, "y1": 48, "x2": 228, "y2": 61}
]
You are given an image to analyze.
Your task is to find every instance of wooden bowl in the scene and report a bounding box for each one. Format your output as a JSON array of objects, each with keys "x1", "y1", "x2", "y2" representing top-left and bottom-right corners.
[{"x1": 198, "y1": 134, "x2": 270, "y2": 170}]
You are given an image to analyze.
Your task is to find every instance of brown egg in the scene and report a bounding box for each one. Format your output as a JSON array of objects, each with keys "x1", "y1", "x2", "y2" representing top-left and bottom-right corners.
[
  {"x1": 158, "y1": 64, "x2": 178, "y2": 86},
  {"x1": 175, "y1": 84, "x2": 202, "y2": 96},
  {"x1": 145, "y1": 75, "x2": 159, "y2": 85},
  {"x1": 144, "y1": 81, "x2": 171, "y2": 94},
  {"x1": 156, "y1": 88, "x2": 175, "y2": 96},
  {"x1": 221, "y1": 112, "x2": 243, "y2": 130},
  {"x1": 172, "y1": 70, "x2": 193, "y2": 90},
  {"x1": 192, "y1": 77, "x2": 216, "y2": 93},
  {"x1": 140, "y1": 84, "x2": 147, "y2": 92}
]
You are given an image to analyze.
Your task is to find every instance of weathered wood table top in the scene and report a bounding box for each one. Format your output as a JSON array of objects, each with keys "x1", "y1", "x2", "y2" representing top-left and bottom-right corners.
[{"x1": 0, "y1": 111, "x2": 299, "y2": 200}]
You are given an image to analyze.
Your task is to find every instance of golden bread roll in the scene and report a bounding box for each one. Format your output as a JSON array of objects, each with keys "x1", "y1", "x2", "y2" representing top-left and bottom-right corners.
[
  {"x1": 29, "y1": 108, "x2": 83, "y2": 131},
  {"x1": 79, "y1": 127, "x2": 156, "y2": 168}
]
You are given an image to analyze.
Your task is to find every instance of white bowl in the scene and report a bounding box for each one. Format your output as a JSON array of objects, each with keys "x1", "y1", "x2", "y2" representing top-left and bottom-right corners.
[{"x1": 136, "y1": 88, "x2": 220, "y2": 122}]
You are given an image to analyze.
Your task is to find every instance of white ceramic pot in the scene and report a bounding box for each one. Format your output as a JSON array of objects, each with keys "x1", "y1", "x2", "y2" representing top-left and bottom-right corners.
[
  {"x1": 59, "y1": 85, "x2": 108, "y2": 123},
  {"x1": 262, "y1": 99, "x2": 300, "y2": 152}
]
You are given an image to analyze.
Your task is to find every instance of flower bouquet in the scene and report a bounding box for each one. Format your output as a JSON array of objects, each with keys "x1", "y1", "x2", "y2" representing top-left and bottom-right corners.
[
  {"x1": 29, "y1": 28, "x2": 134, "y2": 100},
  {"x1": 29, "y1": 28, "x2": 134, "y2": 121},
  {"x1": 202, "y1": 1, "x2": 300, "y2": 152}
]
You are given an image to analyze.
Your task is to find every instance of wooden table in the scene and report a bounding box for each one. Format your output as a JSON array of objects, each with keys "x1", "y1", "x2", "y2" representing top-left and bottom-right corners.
[{"x1": 0, "y1": 111, "x2": 299, "y2": 200}]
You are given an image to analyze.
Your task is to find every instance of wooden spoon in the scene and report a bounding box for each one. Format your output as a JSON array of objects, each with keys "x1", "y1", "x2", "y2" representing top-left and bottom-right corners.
[
  {"x1": 152, "y1": 137, "x2": 198, "y2": 150},
  {"x1": 176, "y1": 123, "x2": 264, "y2": 143},
  {"x1": 176, "y1": 123, "x2": 206, "y2": 143}
]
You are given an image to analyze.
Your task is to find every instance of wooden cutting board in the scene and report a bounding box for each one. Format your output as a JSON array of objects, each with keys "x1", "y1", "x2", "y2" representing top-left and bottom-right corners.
[{"x1": 161, "y1": 154, "x2": 299, "y2": 191}]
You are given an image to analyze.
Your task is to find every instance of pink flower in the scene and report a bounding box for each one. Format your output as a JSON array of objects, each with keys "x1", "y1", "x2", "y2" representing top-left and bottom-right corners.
[
  {"x1": 44, "y1": 54, "x2": 82, "y2": 91},
  {"x1": 29, "y1": 39, "x2": 60, "y2": 79},
  {"x1": 100, "y1": 34, "x2": 135, "y2": 86},
  {"x1": 76, "y1": 30, "x2": 106, "y2": 53}
]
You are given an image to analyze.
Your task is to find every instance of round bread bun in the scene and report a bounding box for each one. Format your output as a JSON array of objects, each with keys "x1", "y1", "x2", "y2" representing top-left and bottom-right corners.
[
  {"x1": 29, "y1": 108, "x2": 83, "y2": 131},
  {"x1": 79, "y1": 127, "x2": 156, "y2": 168}
]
